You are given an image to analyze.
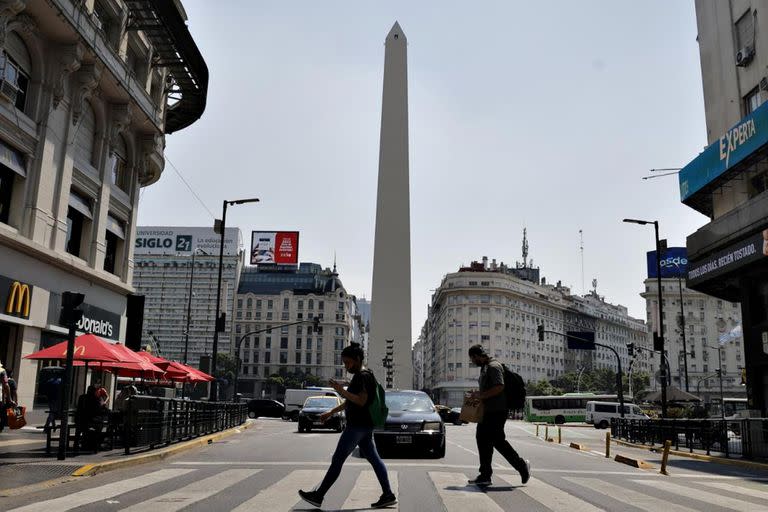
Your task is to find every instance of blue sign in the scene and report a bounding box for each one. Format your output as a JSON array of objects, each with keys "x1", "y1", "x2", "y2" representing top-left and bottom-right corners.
[
  {"x1": 679, "y1": 100, "x2": 768, "y2": 205},
  {"x1": 647, "y1": 247, "x2": 687, "y2": 278}
]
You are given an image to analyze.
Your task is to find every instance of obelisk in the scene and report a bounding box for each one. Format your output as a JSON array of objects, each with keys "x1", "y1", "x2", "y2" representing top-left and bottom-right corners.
[{"x1": 369, "y1": 22, "x2": 413, "y2": 389}]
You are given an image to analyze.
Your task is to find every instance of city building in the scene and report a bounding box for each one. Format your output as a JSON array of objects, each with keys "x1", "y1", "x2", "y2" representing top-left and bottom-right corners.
[
  {"x1": 132, "y1": 227, "x2": 243, "y2": 367},
  {"x1": 0, "y1": 0, "x2": 207, "y2": 410},
  {"x1": 233, "y1": 263, "x2": 360, "y2": 399},
  {"x1": 679, "y1": 2, "x2": 768, "y2": 414},
  {"x1": 421, "y1": 254, "x2": 649, "y2": 407},
  {"x1": 412, "y1": 337, "x2": 424, "y2": 391}
]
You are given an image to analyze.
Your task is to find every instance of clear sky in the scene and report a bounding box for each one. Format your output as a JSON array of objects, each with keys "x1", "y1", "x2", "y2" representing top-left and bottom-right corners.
[{"x1": 138, "y1": 1, "x2": 710, "y2": 343}]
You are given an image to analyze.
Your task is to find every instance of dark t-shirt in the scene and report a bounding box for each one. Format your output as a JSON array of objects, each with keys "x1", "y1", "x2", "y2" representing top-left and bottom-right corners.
[
  {"x1": 479, "y1": 358, "x2": 506, "y2": 413},
  {"x1": 344, "y1": 369, "x2": 376, "y2": 427}
]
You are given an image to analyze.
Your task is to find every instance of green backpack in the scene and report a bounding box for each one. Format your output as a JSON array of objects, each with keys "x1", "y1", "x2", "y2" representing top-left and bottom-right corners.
[{"x1": 366, "y1": 371, "x2": 388, "y2": 428}]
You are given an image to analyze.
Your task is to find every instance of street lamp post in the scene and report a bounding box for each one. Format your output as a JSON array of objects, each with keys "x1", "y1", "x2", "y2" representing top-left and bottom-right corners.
[
  {"x1": 211, "y1": 197, "x2": 259, "y2": 401},
  {"x1": 623, "y1": 218, "x2": 667, "y2": 417},
  {"x1": 669, "y1": 261, "x2": 690, "y2": 392},
  {"x1": 705, "y1": 343, "x2": 726, "y2": 419},
  {"x1": 184, "y1": 248, "x2": 209, "y2": 367}
]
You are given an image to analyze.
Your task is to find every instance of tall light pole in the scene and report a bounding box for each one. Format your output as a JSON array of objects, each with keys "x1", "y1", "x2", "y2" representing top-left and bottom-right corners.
[
  {"x1": 184, "y1": 248, "x2": 209, "y2": 366},
  {"x1": 669, "y1": 260, "x2": 690, "y2": 392},
  {"x1": 623, "y1": 218, "x2": 667, "y2": 417},
  {"x1": 211, "y1": 198, "x2": 259, "y2": 401},
  {"x1": 705, "y1": 343, "x2": 725, "y2": 419}
]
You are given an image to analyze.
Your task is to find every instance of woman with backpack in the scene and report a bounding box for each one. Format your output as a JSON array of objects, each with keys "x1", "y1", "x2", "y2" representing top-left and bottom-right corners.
[{"x1": 298, "y1": 342, "x2": 396, "y2": 509}]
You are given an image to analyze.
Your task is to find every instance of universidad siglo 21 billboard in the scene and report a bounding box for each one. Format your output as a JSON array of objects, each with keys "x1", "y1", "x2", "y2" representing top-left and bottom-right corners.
[{"x1": 250, "y1": 231, "x2": 299, "y2": 265}]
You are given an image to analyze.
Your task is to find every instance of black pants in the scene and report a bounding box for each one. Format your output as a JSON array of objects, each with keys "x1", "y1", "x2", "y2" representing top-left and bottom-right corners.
[{"x1": 475, "y1": 410, "x2": 526, "y2": 477}]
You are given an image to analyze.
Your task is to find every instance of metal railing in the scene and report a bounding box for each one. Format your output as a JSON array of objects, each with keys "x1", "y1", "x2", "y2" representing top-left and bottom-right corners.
[
  {"x1": 612, "y1": 418, "x2": 768, "y2": 460},
  {"x1": 124, "y1": 397, "x2": 247, "y2": 454}
]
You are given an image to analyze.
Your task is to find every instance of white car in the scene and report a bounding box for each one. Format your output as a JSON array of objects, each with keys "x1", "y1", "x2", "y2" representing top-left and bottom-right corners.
[{"x1": 585, "y1": 401, "x2": 648, "y2": 429}]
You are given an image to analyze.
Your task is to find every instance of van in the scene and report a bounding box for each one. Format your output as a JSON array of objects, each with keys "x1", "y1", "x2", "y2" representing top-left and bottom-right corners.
[
  {"x1": 585, "y1": 401, "x2": 648, "y2": 429},
  {"x1": 283, "y1": 387, "x2": 340, "y2": 421}
]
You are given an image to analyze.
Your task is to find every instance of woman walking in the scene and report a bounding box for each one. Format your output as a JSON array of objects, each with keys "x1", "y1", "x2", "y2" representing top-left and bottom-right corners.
[{"x1": 298, "y1": 342, "x2": 396, "y2": 509}]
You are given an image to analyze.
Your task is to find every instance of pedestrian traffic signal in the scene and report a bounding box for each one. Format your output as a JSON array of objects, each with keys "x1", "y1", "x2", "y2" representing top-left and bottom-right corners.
[
  {"x1": 312, "y1": 316, "x2": 320, "y2": 333},
  {"x1": 537, "y1": 324, "x2": 544, "y2": 341},
  {"x1": 653, "y1": 333, "x2": 664, "y2": 352},
  {"x1": 627, "y1": 343, "x2": 634, "y2": 357},
  {"x1": 59, "y1": 291, "x2": 84, "y2": 326}
]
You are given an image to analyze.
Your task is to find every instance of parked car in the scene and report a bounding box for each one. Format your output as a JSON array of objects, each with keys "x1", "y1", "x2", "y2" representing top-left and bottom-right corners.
[
  {"x1": 434, "y1": 405, "x2": 452, "y2": 421},
  {"x1": 373, "y1": 390, "x2": 445, "y2": 458},
  {"x1": 449, "y1": 407, "x2": 466, "y2": 425},
  {"x1": 298, "y1": 396, "x2": 345, "y2": 433},
  {"x1": 247, "y1": 399, "x2": 285, "y2": 419},
  {"x1": 284, "y1": 388, "x2": 340, "y2": 421},
  {"x1": 585, "y1": 401, "x2": 648, "y2": 429}
]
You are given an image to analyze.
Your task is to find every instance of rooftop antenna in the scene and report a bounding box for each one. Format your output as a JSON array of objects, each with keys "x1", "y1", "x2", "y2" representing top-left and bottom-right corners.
[
  {"x1": 592, "y1": 278, "x2": 598, "y2": 295},
  {"x1": 521, "y1": 228, "x2": 529, "y2": 268},
  {"x1": 333, "y1": 251, "x2": 337, "y2": 274},
  {"x1": 579, "y1": 229, "x2": 585, "y2": 295}
]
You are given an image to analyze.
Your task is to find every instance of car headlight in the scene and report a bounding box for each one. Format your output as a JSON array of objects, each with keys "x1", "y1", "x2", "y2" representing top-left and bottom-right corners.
[{"x1": 423, "y1": 422, "x2": 441, "y2": 431}]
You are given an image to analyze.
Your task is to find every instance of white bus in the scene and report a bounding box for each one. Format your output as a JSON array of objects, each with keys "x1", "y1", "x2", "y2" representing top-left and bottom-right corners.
[{"x1": 524, "y1": 393, "x2": 618, "y2": 424}]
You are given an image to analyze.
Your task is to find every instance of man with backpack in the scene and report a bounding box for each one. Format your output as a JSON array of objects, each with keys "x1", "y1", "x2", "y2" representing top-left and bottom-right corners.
[
  {"x1": 298, "y1": 342, "x2": 396, "y2": 509},
  {"x1": 467, "y1": 344, "x2": 530, "y2": 487}
]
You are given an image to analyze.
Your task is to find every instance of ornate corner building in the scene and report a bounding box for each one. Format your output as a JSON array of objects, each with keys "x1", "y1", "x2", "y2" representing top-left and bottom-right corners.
[{"x1": 0, "y1": 0, "x2": 207, "y2": 410}]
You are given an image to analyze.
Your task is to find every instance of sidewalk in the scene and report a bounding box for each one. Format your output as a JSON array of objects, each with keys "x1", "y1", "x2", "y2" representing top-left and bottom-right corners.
[{"x1": 0, "y1": 410, "x2": 256, "y2": 496}]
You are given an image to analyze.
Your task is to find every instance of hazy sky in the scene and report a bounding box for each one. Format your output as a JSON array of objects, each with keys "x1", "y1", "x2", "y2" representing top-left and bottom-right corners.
[{"x1": 138, "y1": 1, "x2": 710, "y2": 342}]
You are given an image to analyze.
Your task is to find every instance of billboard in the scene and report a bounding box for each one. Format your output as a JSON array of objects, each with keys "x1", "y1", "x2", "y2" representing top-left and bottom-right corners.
[
  {"x1": 135, "y1": 227, "x2": 241, "y2": 256},
  {"x1": 250, "y1": 231, "x2": 299, "y2": 265},
  {"x1": 647, "y1": 247, "x2": 687, "y2": 278}
]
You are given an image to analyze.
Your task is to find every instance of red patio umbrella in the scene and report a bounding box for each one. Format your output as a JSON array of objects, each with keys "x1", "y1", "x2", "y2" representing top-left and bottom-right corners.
[
  {"x1": 24, "y1": 333, "x2": 124, "y2": 363},
  {"x1": 164, "y1": 361, "x2": 214, "y2": 383},
  {"x1": 136, "y1": 351, "x2": 172, "y2": 370}
]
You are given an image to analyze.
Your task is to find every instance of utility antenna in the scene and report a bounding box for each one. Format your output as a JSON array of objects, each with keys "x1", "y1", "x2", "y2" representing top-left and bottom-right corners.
[
  {"x1": 579, "y1": 230, "x2": 585, "y2": 294},
  {"x1": 521, "y1": 228, "x2": 529, "y2": 268}
]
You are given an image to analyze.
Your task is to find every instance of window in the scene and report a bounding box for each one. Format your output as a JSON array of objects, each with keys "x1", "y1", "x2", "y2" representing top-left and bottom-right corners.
[
  {"x1": 0, "y1": 32, "x2": 31, "y2": 113},
  {"x1": 319, "y1": 301, "x2": 324, "y2": 310},
  {"x1": 280, "y1": 337, "x2": 288, "y2": 349},
  {"x1": 308, "y1": 299, "x2": 314, "y2": 310},
  {"x1": 745, "y1": 87, "x2": 761, "y2": 115},
  {"x1": 279, "y1": 352, "x2": 287, "y2": 364},
  {"x1": 297, "y1": 326, "x2": 303, "y2": 335},
  {"x1": 265, "y1": 337, "x2": 271, "y2": 349},
  {"x1": 281, "y1": 326, "x2": 289, "y2": 334},
  {"x1": 305, "y1": 352, "x2": 312, "y2": 364},
  {"x1": 246, "y1": 298, "x2": 252, "y2": 308},
  {"x1": 295, "y1": 352, "x2": 301, "y2": 364},
  {"x1": 238, "y1": 299, "x2": 243, "y2": 308},
  {"x1": 298, "y1": 300, "x2": 304, "y2": 310},
  {"x1": 306, "y1": 338, "x2": 312, "y2": 350},
  {"x1": 66, "y1": 193, "x2": 91, "y2": 258},
  {"x1": 317, "y1": 339, "x2": 323, "y2": 351},
  {"x1": 316, "y1": 353, "x2": 322, "y2": 364},
  {"x1": 111, "y1": 136, "x2": 129, "y2": 192},
  {"x1": 103, "y1": 214, "x2": 125, "y2": 275},
  {"x1": 736, "y1": 10, "x2": 755, "y2": 52},
  {"x1": 0, "y1": 165, "x2": 16, "y2": 225},
  {"x1": 296, "y1": 338, "x2": 302, "y2": 350},
  {"x1": 267, "y1": 300, "x2": 273, "y2": 309},
  {"x1": 256, "y1": 300, "x2": 262, "y2": 309},
  {"x1": 283, "y1": 298, "x2": 289, "y2": 309},
  {"x1": 334, "y1": 339, "x2": 344, "y2": 350},
  {"x1": 264, "y1": 352, "x2": 271, "y2": 364}
]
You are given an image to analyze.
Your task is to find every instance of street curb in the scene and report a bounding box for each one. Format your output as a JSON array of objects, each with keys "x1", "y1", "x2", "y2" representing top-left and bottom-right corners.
[
  {"x1": 569, "y1": 442, "x2": 587, "y2": 451},
  {"x1": 611, "y1": 437, "x2": 768, "y2": 472},
  {"x1": 614, "y1": 453, "x2": 654, "y2": 469},
  {"x1": 72, "y1": 421, "x2": 257, "y2": 477}
]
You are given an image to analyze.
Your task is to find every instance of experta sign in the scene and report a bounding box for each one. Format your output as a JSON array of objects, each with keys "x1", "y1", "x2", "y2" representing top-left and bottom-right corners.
[
  {"x1": 679, "y1": 99, "x2": 768, "y2": 203},
  {"x1": 250, "y1": 231, "x2": 299, "y2": 265},
  {"x1": 135, "y1": 227, "x2": 241, "y2": 256},
  {"x1": 687, "y1": 231, "x2": 768, "y2": 287},
  {"x1": 0, "y1": 274, "x2": 32, "y2": 319},
  {"x1": 647, "y1": 247, "x2": 688, "y2": 278}
]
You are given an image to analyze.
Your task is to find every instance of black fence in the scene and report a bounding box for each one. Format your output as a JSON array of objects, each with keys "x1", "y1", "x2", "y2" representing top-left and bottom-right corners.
[
  {"x1": 124, "y1": 397, "x2": 248, "y2": 454},
  {"x1": 612, "y1": 418, "x2": 768, "y2": 460}
]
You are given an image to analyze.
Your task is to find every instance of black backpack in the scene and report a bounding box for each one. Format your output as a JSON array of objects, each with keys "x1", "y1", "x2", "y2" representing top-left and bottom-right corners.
[{"x1": 502, "y1": 364, "x2": 526, "y2": 411}]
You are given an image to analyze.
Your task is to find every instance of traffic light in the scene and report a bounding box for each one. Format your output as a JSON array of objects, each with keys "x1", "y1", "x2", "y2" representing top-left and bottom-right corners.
[
  {"x1": 653, "y1": 333, "x2": 664, "y2": 352},
  {"x1": 60, "y1": 291, "x2": 84, "y2": 326},
  {"x1": 627, "y1": 343, "x2": 634, "y2": 357},
  {"x1": 741, "y1": 367, "x2": 747, "y2": 385},
  {"x1": 216, "y1": 312, "x2": 227, "y2": 332},
  {"x1": 537, "y1": 324, "x2": 544, "y2": 341},
  {"x1": 312, "y1": 316, "x2": 320, "y2": 333}
]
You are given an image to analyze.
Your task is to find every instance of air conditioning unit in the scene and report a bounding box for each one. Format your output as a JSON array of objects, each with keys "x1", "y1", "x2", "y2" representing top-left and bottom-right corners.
[
  {"x1": 0, "y1": 78, "x2": 18, "y2": 104},
  {"x1": 736, "y1": 46, "x2": 755, "y2": 67}
]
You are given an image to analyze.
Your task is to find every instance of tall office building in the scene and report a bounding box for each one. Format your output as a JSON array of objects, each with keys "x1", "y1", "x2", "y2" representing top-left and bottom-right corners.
[
  {"x1": 0, "y1": 1, "x2": 207, "y2": 410},
  {"x1": 133, "y1": 227, "x2": 243, "y2": 367},
  {"x1": 680, "y1": 3, "x2": 768, "y2": 414},
  {"x1": 233, "y1": 263, "x2": 360, "y2": 399},
  {"x1": 369, "y1": 22, "x2": 413, "y2": 389},
  {"x1": 421, "y1": 256, "x2": 649, "y2": 407}
]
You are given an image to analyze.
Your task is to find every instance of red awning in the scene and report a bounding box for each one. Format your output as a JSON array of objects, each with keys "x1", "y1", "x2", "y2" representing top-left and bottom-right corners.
[{"x1": 24, "y1": 334, "x2": 124, "y2": 363}]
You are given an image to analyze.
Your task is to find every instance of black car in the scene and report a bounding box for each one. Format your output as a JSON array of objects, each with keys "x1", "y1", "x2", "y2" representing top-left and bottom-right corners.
[
  {"x1": 373, "y1": 390, "x2": 445, "y2": 458},
  {"x1": 247, "y1": 399, "x2": 285, "y2": 419},
  {"x1": 298, "y1": 396, "x2": 345, "y2": 432}
]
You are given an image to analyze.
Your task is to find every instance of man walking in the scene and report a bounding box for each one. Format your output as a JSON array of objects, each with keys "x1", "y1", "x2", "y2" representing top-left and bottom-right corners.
[{"x1": 467, "y1": 344, "x2": 530, "y2": 486}]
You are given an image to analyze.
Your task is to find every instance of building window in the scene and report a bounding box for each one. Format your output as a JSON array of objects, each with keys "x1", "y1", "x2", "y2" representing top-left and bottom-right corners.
[
  {"x1": 267, "y1": 300, "x2": 273, "y2": 309},
  {"x1": 283, "y1": 298, "x2": 289, "y2": 309},
  {"x1": 306, "y1": 338, "x2": 312, "y2": 350},
  {"x1": 298, "y1": 300, "x2": 303, "y2": 310},
  {"x1": 296, "y1": 338, "x2": 302, "y2": 350},
  {"x1": 104, "y1": 230, "x2": 119, "y2": 274},
  {"x1": 745, "y1": 87, "x2": 761, "y2": 115},
  {"x1": 736, "y1": 10, "x2": 755, "y2": 53},
  {"x1": 103, "y1": 214, "x2": 125, "y2": 275},
  {"x1": 265, "y1": 337, "x2": 271, "y2": 349},
  {"x1": 0, "y1": 166, "x2": 16, "y2": 225},
  {"x1": 317, "y1": 339, "x2": 323, "y2": 351},
  {"x1": 319, "y1": 301, "x2": 324, "y2": 311},
  {"x1": 238, "y1": 299, "x2": 243, "y2": 308},
  {"x1": 66, "y1": 192, "x2": 92, "y2": 259},
  {"x1": 256, "y1": 300, "x2": 262, "y2": 309},
  {"x1": 316, "y1": 353, "x2": 322, "y2": 365},
  {"x1": 111, "y1": 136, "x2": 129, "y2": 192},
  {"x1": 308, "y1": 299, "x2": 314, "y2": 310},
  {"x1": 264, "y1": 352, "x2": 271, "y2": 364},
  {"x1": 280, "y1": 337, "x2": 288, "y2": 349},
  {"x1": 246, "y1": 298, "x2": 252, "y2": 308},
  {"x1": 305, "y1": 352, "x2": 312, "y2": 364},
  {"x1": 295, "y1": 352, "x2": 301, "y2": 364},
  {"x1": 0, "y1": 32, "x2": 31, "y2": 113},
  {"x1": 279, "y1": 352, "x2": 287, "y2": 364}
]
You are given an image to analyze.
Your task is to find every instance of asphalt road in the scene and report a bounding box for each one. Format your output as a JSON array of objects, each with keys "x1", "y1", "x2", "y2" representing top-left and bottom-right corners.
[{"x1": 3, "y1": 419, "x2": 768, "y2": 511}]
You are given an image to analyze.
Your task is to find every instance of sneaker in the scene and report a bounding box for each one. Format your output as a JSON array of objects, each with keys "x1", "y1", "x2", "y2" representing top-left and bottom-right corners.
[
  {"x1": 371, "y1": 491, "x2": 397, "y2": 508},
  {"x1": 298, "y1": 489, "x2": 323, "y2": 508},
  {"x1": 468, "y1": 475, "x2": 492, "y2": 486},
  {"x1": 520, "y1": 459, "x2": 531, "y2": 484}
]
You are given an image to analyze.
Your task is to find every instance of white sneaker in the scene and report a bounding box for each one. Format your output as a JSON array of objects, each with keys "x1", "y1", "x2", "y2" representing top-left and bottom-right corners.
[{"x1": 521, "y1": 460, "x2": 531, "y2": 484}]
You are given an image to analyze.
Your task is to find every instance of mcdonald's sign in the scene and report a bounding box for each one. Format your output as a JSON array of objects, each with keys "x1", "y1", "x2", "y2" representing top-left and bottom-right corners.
[{"x1": 0, "y1": 275, "x2": 32, "y2": 319}]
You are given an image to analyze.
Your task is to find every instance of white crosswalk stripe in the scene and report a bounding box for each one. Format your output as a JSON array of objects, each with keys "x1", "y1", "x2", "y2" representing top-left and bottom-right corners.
[
  {"x1": 633, "y1": 479, "x2": 768, "y2": 512},
  {"x1": 7, "y1": 469, "x2": 196, "y2": 512},
  {"x1": 428, "y1": 471, "x2": 505, "y2": 511},
  {"x1": 230, "y1": 469, "x2": 325, "y2": 512},
  {"x1": 565, "y1": 477, "x2": 697, "y2": 512},
  {"x1": 343, "y1": 470, "x2": 398, "y2": 510},
  {"x1": 119, "y1": 469, "x2": 257, "y2": 512},
  {"x1": 704, "y1": 480, "x2": 768, "y2": 500},
  {"x1": 495, "y1": 474, "x2": 604, "y2": 512}
]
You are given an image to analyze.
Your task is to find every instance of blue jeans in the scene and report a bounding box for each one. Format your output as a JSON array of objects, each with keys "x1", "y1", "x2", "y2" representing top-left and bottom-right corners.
[{"x1": 317, "y1": 426, "x2": 391, "y2": 496}]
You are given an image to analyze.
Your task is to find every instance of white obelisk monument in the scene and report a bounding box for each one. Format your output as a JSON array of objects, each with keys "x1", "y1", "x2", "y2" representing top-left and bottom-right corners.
[{"x1": 369, "y1": 22, "x2": 413, "y2": 389}]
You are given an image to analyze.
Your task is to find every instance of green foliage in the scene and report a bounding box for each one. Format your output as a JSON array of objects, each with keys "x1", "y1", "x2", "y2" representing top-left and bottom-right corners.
[{"x1": 526, "y1": 379, "x2": 561, "y2": 396}]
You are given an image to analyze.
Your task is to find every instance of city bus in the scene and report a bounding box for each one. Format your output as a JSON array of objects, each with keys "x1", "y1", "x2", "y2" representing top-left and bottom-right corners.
[{"x1": 523, "y1": 393, "x2": 618, "y2": 424}]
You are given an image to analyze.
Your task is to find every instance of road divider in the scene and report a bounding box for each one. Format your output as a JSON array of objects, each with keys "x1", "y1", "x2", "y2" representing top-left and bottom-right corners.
[{"x1": 614, "y1": 453, "x2": 654, "y2": 469}]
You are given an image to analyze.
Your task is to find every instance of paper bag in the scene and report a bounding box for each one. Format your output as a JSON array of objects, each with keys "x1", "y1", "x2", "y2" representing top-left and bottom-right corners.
[
  {"x1": 459, "y1": 396, "x2": 484, "y2": 423},
  {"x1": 7, "y1": 405, "x2": 26, "y2": 429}
]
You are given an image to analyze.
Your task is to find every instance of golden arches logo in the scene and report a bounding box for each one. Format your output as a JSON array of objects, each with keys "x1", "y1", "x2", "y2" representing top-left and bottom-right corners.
[
  {"x1": 6, "y1": 281, "x2": 30, "y2": 318},
  {"x1": 62, "y1": 345, "x2": 86, "y2": 357}
]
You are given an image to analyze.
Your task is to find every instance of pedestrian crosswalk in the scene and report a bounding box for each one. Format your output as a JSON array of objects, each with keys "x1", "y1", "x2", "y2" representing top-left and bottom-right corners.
[{"x1": 8, "y1": 466, "x2": 768, "y2": 511}]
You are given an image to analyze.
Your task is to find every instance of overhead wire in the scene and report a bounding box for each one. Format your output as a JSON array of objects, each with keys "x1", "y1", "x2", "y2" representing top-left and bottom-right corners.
[{"x1": 164, "y1": 155, "x2": 216, "y2": 219}]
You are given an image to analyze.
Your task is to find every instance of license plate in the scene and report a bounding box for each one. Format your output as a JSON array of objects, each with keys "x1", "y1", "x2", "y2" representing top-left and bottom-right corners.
[
  {"x1": 396, "y1": 435, "x2": 412, "y2": 444},
  {"x1": 314, "y1": 421, "x2": 324, "y2": 425}
]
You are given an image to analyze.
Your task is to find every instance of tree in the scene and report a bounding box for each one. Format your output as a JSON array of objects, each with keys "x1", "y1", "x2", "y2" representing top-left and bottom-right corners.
[
  {"x1": 526, "y1": 379, "x2": 562, "y2": 396},
  {"x1": 215, "y1": 353, "x2": 237, "y2": 390}
]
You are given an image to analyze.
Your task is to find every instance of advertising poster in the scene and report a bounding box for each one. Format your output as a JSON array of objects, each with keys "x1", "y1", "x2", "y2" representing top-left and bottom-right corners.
[{"x1": 251, "y1": 231, "x2": 299, "y2": 265}]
